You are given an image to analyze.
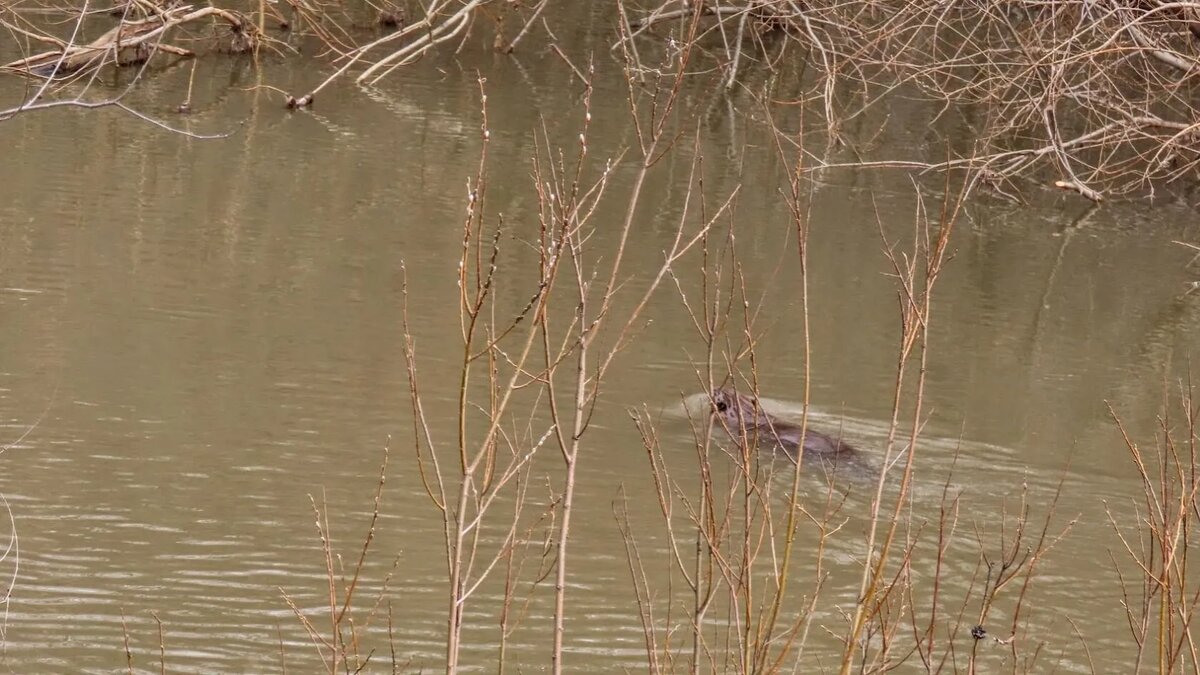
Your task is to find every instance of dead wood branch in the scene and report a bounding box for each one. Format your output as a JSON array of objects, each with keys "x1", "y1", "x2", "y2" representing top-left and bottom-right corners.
[
  {"x1": 3, "y1": 6, "x2": 255, "y2": 78},
  {"x1": 283, "y1": 0, "x2": 490, "y2": 108}
]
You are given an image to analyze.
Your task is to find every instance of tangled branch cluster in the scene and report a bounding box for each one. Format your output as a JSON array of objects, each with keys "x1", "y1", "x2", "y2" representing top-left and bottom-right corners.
[
  {"x1": 2, "y1": 0, "x2": 258, "y2": 79},
  {"x1": 1, "y1": 0, "x2": 534, "y2": 114},
  {"x1": 629, "y1": 0, "x2": 1200, "y2": 199}
]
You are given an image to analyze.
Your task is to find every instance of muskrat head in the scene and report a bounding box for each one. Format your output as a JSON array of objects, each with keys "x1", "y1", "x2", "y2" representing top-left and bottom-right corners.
[{"x1": 710, "y1": 387, "x2": 771, "y2": 433}]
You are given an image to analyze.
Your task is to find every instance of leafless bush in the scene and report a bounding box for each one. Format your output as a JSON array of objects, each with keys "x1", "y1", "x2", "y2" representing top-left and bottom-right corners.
[
  {"x1": 625, "y1": 0, "x2": 1200, "y2": 199},
  {"x1": 1107, "y1": 384, "x2": 1200, "y2": 673},
  {"x1": 394, "y1": 18, "x2": 737, "y2": 665},
  {"x1": 279, "y1": 448, "x2": 400, "y2": 674},
  {"x1": 606, "y1": 115, "x2": 1081, "y2": 671}
]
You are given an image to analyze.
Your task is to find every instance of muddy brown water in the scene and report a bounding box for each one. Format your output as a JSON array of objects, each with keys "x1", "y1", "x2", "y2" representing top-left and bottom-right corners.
[{"x1": 2, "y1": 22, "x2": 1200, "y2": 674}]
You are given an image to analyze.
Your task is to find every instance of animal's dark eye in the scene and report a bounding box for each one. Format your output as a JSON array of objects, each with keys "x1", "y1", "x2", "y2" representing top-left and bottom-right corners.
[{"x1": 716, "y1": 401, "x2": 727, "y2": 412}]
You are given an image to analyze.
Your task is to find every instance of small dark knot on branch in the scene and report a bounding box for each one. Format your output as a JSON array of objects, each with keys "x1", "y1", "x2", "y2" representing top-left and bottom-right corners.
[{"x1": 970, "y1": 625, "x2": 987, "y2": 640}]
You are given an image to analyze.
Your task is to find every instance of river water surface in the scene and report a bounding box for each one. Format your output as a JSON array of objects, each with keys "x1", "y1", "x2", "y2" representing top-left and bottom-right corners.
[{"x1": 2, "y1": 14, "x2": 1199, "y2": 674}]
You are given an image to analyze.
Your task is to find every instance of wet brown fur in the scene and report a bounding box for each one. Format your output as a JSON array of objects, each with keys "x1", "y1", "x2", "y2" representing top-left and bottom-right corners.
[{"x1": 710, "y1": 387, "x2": 859, "y2": 459}]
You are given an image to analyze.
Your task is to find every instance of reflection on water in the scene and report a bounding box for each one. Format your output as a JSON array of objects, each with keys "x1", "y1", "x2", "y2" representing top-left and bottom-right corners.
[{"x1": 1, "y1": 22, "x2": 1199, "y2": 673}]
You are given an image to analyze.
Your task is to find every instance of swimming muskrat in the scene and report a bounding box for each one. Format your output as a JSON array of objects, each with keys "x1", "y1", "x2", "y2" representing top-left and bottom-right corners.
[{"x1": 710, "y1": 387, "x2": 864, "y2": 470}]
